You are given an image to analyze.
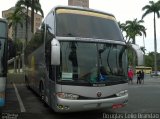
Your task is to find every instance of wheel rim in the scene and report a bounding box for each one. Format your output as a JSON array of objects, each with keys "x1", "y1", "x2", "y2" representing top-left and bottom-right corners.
[{"x1": 40, "y1": 85, "x2": 44, "y2": 101}]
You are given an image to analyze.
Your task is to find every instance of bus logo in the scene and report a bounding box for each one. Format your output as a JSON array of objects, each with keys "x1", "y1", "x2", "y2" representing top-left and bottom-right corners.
[{"x1": 97, "y1": 92, "x2": 102, "y2": 97}]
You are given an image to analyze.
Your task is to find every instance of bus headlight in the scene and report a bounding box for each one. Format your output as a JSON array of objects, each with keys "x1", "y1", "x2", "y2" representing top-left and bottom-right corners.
[
  {"x1": 56, "y1": 92, "x2": 79, "y2": 100},
  {"x1": 116, "y1": 90, "x2": 128, "y2": 97}
]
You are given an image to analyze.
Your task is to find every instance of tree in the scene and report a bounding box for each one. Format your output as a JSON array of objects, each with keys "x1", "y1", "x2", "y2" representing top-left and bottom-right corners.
[
  {"x1": 140, "y1": 46, "x2": 146, "y2": 54},
  {"x1": 16, "y1": 0, "x2": 44, "y2": 35},
  {"x1": 31, "y1": 0, "x2": 44, "y2": 33},
  {"x1": 7, "y1": 7, "x2": 24, "y2": 41},
  {"x1": 142, "y1": 0, "x2": 160, "y2": 74},
  {"x1": 14, "y1": 39, "x2": 23, "y2": 54},
  {"x1": 118, "y1": 21, "x2": 128, "y2": 40},
  {"x1": 8, "y1": 38, "x2": 16, "y2": 59},
  {"x1": 16, "y1": 0, "x2": 31, "y2": 44},
  {"x1": 125, "y1": 18, "x2": 146, "y2": 44},
  {"x1": 145, "y1": 52, "x2": 154, "y2": 68},
  {"x1": 118, "y1": 20, "x2": 146, "y2": 68},
  {"x1": 118, "y1": 21, "x2": 126, "y2": 33}
]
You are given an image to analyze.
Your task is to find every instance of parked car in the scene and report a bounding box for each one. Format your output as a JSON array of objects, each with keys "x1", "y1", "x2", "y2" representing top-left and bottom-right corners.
[{"x1": 150, "y1": 71, "x2": 160, "y2": 77}]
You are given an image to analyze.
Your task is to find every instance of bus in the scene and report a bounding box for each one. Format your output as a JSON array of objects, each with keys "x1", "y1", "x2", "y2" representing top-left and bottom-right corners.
[
  {"x1": 136, "y1": 66, "x2": 152, "y2": 74},
  {"x1": 24, "y1": 6, "x2": 143, "y2": 112},
  {"x1": 0, "y1": 18, "x2": 8, "y2": 107}
]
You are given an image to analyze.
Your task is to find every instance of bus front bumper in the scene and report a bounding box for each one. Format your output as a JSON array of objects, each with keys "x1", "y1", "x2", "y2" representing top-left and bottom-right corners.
[{"x1": 54, "y1": 94, "x2": 128, "y2": 112}]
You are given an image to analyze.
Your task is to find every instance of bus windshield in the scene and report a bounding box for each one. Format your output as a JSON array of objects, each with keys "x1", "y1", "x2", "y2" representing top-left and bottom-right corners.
[
  {"x1": 0, "y1": 21, "x2": 7, "y2": 76},
  {"x1": 56, "y1": 8, "x2": 123, "y2": 41},
  {"x1": 59, "y1": 42, "x2": 128, "y2": 85}
]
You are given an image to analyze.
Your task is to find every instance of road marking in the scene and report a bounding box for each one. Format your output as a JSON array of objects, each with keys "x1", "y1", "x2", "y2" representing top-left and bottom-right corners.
[{"x1": 13, "y1": 83, "x2": 26, "y2": 112}]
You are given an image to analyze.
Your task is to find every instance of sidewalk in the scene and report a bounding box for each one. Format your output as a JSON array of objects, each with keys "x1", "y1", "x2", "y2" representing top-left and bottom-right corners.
[{"x1": 7, "y1": 70, "x2": 25, "y2": 84}]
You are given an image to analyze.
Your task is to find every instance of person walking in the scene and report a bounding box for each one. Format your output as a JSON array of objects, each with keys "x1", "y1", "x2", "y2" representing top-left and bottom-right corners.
[
  {"x1": 128, "y1": 69, "x2": 134, "y2": 84},
  {"x1": 137, "y1": 71, "x2": 141, "y2": 84},
  {"x1": 141, "y1": 70, "x2": 144, "y2": 84}
]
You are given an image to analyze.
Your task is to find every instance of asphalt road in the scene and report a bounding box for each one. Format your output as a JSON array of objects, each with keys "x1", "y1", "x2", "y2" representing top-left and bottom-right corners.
[{"x1": 1, "y1": 73, "x2": 160, "y2": 119}]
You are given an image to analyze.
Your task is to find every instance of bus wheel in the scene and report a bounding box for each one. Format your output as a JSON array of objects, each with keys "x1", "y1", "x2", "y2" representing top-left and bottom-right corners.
[{"x1": 40, "y1": 83, "x2": 45, "y2": 102}]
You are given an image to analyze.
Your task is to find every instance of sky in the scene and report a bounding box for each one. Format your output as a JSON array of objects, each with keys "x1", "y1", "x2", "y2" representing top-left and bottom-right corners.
[{"x1": 0, "y1": 0, "x2": 160, "y2": 53}]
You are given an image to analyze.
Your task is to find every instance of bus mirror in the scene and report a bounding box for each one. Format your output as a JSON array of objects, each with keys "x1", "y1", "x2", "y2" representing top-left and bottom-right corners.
[
  {"x1": 51, "y1": 39, "x2": 60, "y2": 65},
  {"x1": 130, "y1": 44, "x2": 144, "y2": 66}
]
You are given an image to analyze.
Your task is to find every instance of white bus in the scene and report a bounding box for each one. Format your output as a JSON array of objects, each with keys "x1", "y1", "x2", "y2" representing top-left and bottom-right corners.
[
  {"x1": 0, "y1": 18, "x2": 8, "y2": 107},
  {"x1": 24, "y1": 6, "x2": 143, "y2": 112}
]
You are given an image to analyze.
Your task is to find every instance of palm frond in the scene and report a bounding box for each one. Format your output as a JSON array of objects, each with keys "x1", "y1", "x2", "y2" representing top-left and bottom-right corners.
[
  {"x1": 142, "y1": 9, "x2": 152, "y2": 19},
  {"x1": 142, "y1": 5, "x2": 151, "y2": 11}
]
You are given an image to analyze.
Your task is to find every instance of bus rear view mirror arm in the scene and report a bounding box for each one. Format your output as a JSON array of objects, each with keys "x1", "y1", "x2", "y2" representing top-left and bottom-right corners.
[
  {"x1": 51, "y1": 39, "x2": 60, "y2": 65},
  {"x1": 130, "y1": 44, "x2": 144, "y2": 66}
]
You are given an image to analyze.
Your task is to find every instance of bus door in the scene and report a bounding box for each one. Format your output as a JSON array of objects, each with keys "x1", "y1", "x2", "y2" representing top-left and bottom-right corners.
[{"x1": 49, "y1": 66, "x2": 57, "y2": 108}]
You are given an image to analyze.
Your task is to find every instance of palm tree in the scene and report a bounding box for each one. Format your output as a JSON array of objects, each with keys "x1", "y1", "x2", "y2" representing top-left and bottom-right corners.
[
  {"x1": 118, "y1": 21, "x2": 126, "y2": 33},
  {"x1": 140, "y1": 46, "x2": 146, "y2": 54},
  {"x1": 31, "y1": 0, "x2": 44, "y2": 33},
  {"x1": 118, "y1": 21, "x2": 128, "y2": 40},
  {"x1": 142, "y1": 1, "x2": 160, "y2": 74},
  {"x1": 16, "y1": 0, "x2": 31, "y2": 44},
  {"x1": 118, "y1": 19, "x2": 146, "y2": 70},
  {"x1": 7, "y1": 7, "x2": 24, "y2": 41},
  {"x1": 125, "y1": 18, "x2": 146, "y2": 44}
]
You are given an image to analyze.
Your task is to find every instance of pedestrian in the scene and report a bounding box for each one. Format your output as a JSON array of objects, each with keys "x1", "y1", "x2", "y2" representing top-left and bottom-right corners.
[
  {"x1": 141, "y1": 70, "x2": 144, "y2": 84},
  {"x1": 137, "y1": 71, "x2": 141, "y2": 84},
  {"x1": 128, "y1": 69, "x2": 134, "y2": 84}
]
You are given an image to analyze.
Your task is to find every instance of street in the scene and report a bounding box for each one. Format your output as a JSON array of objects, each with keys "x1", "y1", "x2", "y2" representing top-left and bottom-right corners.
[{"x1": 1, "y1": 74, "x2": 160, "y2": 119}]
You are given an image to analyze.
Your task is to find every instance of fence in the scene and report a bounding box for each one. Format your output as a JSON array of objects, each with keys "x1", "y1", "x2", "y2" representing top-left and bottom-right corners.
[{"x1": 7, "y1": 54, "x2": 24, "y2": 73}]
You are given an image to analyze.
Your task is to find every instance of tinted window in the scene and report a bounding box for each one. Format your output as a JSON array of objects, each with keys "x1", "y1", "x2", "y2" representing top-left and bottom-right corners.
[
  {"x1": 56, "y1": 9, "x2": 123, "y2": 41},
  {"x1": 0, "y1": 21, "x2": 7, "y2": 76},
  {"x1": 0, "y1": 22, "x2": 7, "y2": 38},
  {"x1": 45, "y1": 12, "x2": 55, "y2": 42},
  {"x1": 44, "y1": 12, "x2": 55, "y2": 80},
  {"x1": 59, "y1": 41, "x2": 127, "y2": 85}
]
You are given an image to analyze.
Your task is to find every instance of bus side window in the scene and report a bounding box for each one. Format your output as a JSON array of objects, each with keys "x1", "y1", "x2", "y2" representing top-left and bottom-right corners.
[{"x1": 44, "y1": 12, "x2": 55, "y2": 81}]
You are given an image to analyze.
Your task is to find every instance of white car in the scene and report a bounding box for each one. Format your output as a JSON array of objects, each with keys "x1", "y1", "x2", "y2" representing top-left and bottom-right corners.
[{"x1": 150, "y1": 71, "x2": 160, "y2": 77}]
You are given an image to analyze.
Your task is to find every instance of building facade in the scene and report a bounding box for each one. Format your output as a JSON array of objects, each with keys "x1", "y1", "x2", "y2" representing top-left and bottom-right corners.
[
  {"x1": 68, "y1": 0, "x2": 89, "y2": 8},
  {"x1": 2, "y1": 7, "x2": 42, "y2": 41}
]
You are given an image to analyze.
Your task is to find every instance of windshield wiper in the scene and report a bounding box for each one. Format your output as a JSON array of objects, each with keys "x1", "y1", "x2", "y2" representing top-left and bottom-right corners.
[{"x1": 66, "y1": 33, "x2": 76, "y2": 37}]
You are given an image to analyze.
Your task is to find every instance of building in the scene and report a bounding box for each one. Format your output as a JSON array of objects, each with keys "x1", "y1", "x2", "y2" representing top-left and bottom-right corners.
[
  {"x1": 68, "y1": 0, "x2": 89, "y2": 8},
  {"x1": 2, "y1": 7, "x2": 42, "y2": 41}
]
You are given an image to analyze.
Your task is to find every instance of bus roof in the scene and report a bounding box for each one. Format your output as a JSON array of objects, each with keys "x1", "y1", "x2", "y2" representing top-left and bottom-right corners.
[
  {"x1": 48, "y1": 5, "x2": 115, "y2": 19},
  {"x1": 0, "y1": 18, "x2": 7, "y2": 23}
]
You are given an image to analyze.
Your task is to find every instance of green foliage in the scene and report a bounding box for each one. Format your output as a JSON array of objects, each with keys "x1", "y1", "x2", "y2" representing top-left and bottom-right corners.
[
  {"x1": 145, "y1": 53, "x2": 154, "y2": 68},
  {"x1": 16, "y1": 0, "x2": 31, "y2": 9},
  {"x1": 30, "y1": 0, "x2": 44, "y2": 32},
  {"x1": 142, "y1": 0, "x2": 160, "y2": 72},
  {"x1": 7, "y1": 7, "x2": 25, "y2": 41},
  {"x1": 142, "y1": 1, "x2": 160, "y2": 19},
  {"x1": 118, "y1": 19, "x2": 146, "y2": 44},
  {"x1": 14, "y1": 39, "x2": 23, "y2": 54},
  {"x1": 127, "y1": 48, "x2": 134, "y2": 66},
  {"x1": 145, "y1": 52, "x2": 160, "y2": 70},
  {"x1": 7, "y1": 7, "x2": 25, "y2": 28}
]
